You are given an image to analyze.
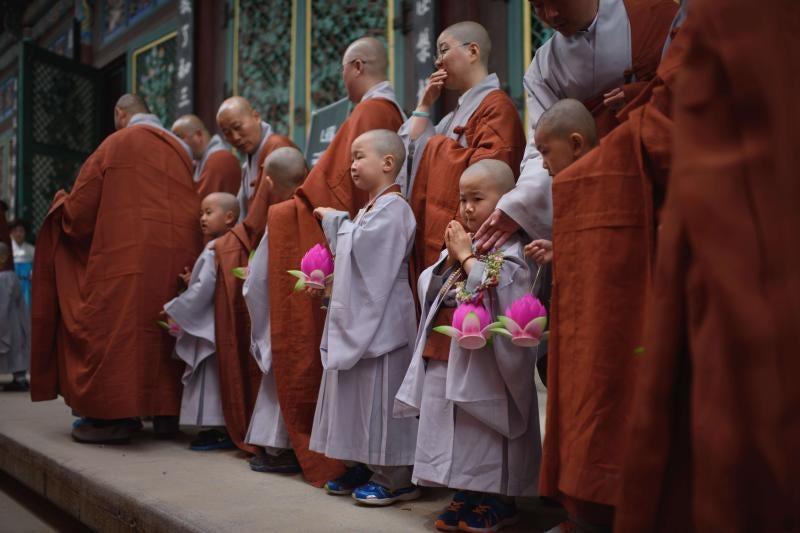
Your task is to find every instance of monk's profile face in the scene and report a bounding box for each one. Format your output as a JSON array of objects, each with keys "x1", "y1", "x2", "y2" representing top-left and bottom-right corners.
[
  {"x1": 200, "y1": 197, "x2": 235, "y2": 238},
  {"x1": 531, "y1": 0, "x2": 598, "y2": 37},
  {"x1": 350, "y1": 136, "x2": 391, "y2": 194},
  {"x1": 535, "y1": 129, "x2": 584, "y2": 177},
  {"x1": 435, "y1": 33, "x2": 479, "y2": 91},
  {"x1": 459, "y1": 172, "x2": 504, "y2": 233},
  {"x1": 218, "y1": 107, "x2": 262, "y2": 156}
]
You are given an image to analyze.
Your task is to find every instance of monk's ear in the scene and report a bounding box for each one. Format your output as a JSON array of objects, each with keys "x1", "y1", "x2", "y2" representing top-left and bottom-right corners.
[
  {"x1": 224, "y1": 210, "x2": 236, "y2": 225},
  {"x1": 382, "y1": 154, "x2": 394, "y2": 173},
  {"x1": 569, "y1": 133, "x2": 586, "y2": 156}
]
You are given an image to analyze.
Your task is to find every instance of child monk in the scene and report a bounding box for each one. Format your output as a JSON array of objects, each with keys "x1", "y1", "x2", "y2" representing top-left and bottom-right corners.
[
  {"x1": 309, "y1": 129, "x2": 419, "y2": 505},
  {"x1": 243, "y1": 146, "x2": 308, "y2": 474},
  {"x1": 162, "y1": 192, "x2": 239, "y2": 450},
  {"x1": 0, "y1": 242, "x2": 29, "y2": 392},
  {"x1": 395, "y1": 159, "x2": 540, "y2": 532},
  {"x1": 523, "y1": 99, "x2": 598, "y2": 266}
]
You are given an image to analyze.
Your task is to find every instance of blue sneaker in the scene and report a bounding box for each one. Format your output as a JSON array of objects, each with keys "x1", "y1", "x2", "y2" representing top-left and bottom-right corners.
[
  {"x1": 435, "y1": 491, "x2": 477, "y2": 531},
  {"x1": 324, "y1": 464, "x2": 372, "y2": 495},
  {"x1": 352, "y1": 482, "x2": 421, "y2": 506},
  {"x1": 458, "y1": 495, "x2": 519, "y2": 532},
  {"x1": 190, "y1": 429, "x2": 235, "y2": 451}
]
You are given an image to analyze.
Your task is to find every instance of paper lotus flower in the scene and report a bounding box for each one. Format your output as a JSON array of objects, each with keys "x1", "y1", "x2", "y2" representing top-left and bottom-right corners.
[
  {"x1": 288, "y1": 243, "x2": 334, "y2": 291},
  {"x1": 490, "y1": 294, "x2": 548, "y2": 347},
  {"x1": 157, "y1": 317, "x2": 182, "y2": 338},
  {"x1": 433, "y1": 303, "x2": 494, "y2": 350},
  {"x1": 232, "y1": 249, "x2": 257, "y2": 280}
]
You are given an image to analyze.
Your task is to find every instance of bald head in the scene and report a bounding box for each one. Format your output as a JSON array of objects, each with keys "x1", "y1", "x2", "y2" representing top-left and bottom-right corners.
[
  {"x1": 216, "y1": 96, "x2": 262, "y2": 155},
  {"x1": 460, "y1": 159, "x2": 515, "y2": 195},
  {"x1": 205, "y1": 192, "x2": 239, "y2": 216},
  {"x1": 342, "y1": 37, "x2": 389, "y2": 102},
  {"x1": 172, "y1": 114, "x2": 210, "y2": 159},
  {"x1": 536, "y1": 98, "x2": 597, "y2": 147},
  {"x1": 441, "y1": 21, "x2": 491, "y2": 66},
  {"x1": 352, "y1": 129, "x2": 406, "y2": 179},
  {"x1": 263, "y1": 146, "x2": 308, "y2": 193},
  {"x1": 114, "y1": 93, "x2": 150, "y2": 130}
]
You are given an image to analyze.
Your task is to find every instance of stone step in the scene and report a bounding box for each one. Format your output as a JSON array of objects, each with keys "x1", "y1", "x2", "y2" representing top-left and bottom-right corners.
[{"x1": 0, "y1": 391, "x2": 563, "y2": 532}]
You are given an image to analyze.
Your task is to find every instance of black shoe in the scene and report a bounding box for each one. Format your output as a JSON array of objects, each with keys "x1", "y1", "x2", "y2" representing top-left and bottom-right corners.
[
  {"x1": 152, "y1": 415, "x2": 180, "y2": 439},
  {"x1": 3, "y1": 378, "x2": 29, "y2": 392},
  {"x1": 71, "y1": 419, "x2": 136, "y2": 444},
  {"x1": 248, "y1": 449, "x2": 301, "y2": 474},
  {"x1": 190, "y1": 429, "x2": 235, "y2": 451}
]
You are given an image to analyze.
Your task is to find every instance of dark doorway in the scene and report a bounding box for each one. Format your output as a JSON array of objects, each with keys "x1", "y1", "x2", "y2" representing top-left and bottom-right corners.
[{"x1": 99, "y1": 54, "x2": 126, "y2": 140}]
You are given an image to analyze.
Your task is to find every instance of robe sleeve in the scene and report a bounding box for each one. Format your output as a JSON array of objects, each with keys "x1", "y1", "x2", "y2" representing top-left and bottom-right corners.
[
  {"x1": 320, "y1": 210, "x2": 350, "y2": 253},
  {"x1": 242, "y1": 230, "x2": 271, "y2": 373},
  {"x1": 61, "y1": 144, "x2": 107, "y2": 241},
  {"x1": 323, "y1": 197, "x2": 416, "y2": 370},
  {"x1": 396, "y1": 114, "x2": 440, "y2": 195}
]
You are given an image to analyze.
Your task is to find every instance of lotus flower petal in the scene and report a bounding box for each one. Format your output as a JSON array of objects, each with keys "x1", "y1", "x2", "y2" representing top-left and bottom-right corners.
[
  {"x1": 432, "y1": 325, "x2": 461, "y2": 338},
  {"x1": 522, "y1": 316, "x2": 548, "y2": 338},
  {"x1": 458, "y1": 334, "x2": 487, "y2": 350},
  {"x1": 232, "y1": 266, "x2": 248, "y2": 280},
  {"x1": 497, "y1": 315, "x2": 524, "y2": 336},
  {"x1": 505, "y1": 294, "x2": 547, "y2": 327},
  {"x1": 157, "y1": 318, "x2": 181, "y2": 338},
  {"x1": 300, "y1": 244, "x2": 334, "y2": 278}
]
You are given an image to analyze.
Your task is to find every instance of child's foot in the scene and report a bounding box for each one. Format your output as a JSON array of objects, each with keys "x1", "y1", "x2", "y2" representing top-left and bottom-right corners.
[
  {"x1": 458, "y1": 495, "x2": 518, "y2": 533},
  {"x1": 189, "y1": 429, "x2": 234, "y2": 451},
  {"x1": 248, "y1": 449, "x2": 301, "y2": 474},
  {"x1": 435, "y1": 491, "x2": 477, "y2": 531},
  {"x1": 351, "y1": 482, "x2": 420, "y2": 506},
  {"x1": 324, "y1": 464, "x2": 372, "y2": 495}
]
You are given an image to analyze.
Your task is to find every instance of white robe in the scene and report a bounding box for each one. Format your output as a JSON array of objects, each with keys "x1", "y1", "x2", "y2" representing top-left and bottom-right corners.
[
  {"x1": 309, "y1": 191, "x2": 419, "y2": 466},
  {"x1": 236, "y1": 121, "x2": 274, "y2": 222},
  {"x1": 396, "y1": 73, "x2": 502, "y2": 196},
  {"x1": 0, "y1": 271, "x2": 29, "y2": 374},
  {"x1": 163, "y1": 243, "x2": 225, "y2": 427},
  {"x1": 394, "y1": 237, "x2": 542, "y2": 496},
  {"x1": 496, "y1": 0, "x2": 632, "y2": 240}
]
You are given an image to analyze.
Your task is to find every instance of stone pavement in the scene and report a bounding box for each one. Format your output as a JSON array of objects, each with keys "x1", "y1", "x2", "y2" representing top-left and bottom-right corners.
[{"x1": 0, "y1": 388, "x2": 564, "y2": 533}]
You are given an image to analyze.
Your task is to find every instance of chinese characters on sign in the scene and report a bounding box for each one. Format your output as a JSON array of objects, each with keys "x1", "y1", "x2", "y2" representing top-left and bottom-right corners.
[
  {"x1": 174, "y1": 0, "x2": 193, "y2": 113},
  {"x1": 412, "y1": 0, "x2": 435, "y2": 106}
]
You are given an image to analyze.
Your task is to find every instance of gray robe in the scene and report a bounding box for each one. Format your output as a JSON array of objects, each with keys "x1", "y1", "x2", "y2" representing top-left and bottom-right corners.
[
  {"x1": 128, "y1": 113, "x2": 193, "y2": 161},
  {"x1": 242, "y1": 229, "x2": 291, "y2": 450},
  {"x1": 496, "y1": 0, "x2": 632, "y2": 240},
  {"x1": 163, "y1": 243, "x2": 225, "y2": 427},
  {"x1": 195, "y1": 134, "x2": 230, "y2": 182},
  {"x1": 309, "y1": 191, "x2": 419, "y2": 466},
  {"x1": 394, "y1": 237, "x2": 542, "y2": 496},
  {"x1": 0, "y1": 271, "x2": 29, "y2": 374},
  {"x1": 236, "y1": 122, "x2": 274, "y2": 222},
  {"x1": 396, "y1": 74, "x2": 502, "y2": 196}
]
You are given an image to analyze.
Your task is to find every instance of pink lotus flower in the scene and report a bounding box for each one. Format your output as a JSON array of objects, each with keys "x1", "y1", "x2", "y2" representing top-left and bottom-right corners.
[
  {"x1": 157, "y1": 317, "x2": 182, "y2": 338},
  {"x1": 433, "y1": 303, "x2": 494, "y2": 350},
  {"x1": 490, "y1": 294, "x2": 548, "y2": 347},
  {"x1": 288, "y1": 243, "x2": 334, "y2": 291},
  {"x1": 232, "y1": 249, "x2": 257, "y2": 280}
]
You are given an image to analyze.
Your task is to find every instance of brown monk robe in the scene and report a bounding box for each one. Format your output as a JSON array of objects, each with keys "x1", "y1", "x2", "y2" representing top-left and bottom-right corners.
[
  {"x1": 211, "y1": 97, "x2": 296, "y2": 454},
  {"x1": 30, "y1": 94, "x2": 201, "y2": 443},
  {"x1": 540, "y1": 11, "x2": 688, "y2": 527},
  {"x1": 172, "y1": 114, "x2": 241, "y2": 198},
  {"x1": 615, "y1": 2, "x2": 800, "y2": 531},
  {"x1": 0, "y1": 200, "x2": 12, "y2": 271},
  {"x1": 400, "y1": 21, "x2": 526, "y2": 282},
  {"x1": 267, "y1": 37, "x2": 405, "y2": 486}
]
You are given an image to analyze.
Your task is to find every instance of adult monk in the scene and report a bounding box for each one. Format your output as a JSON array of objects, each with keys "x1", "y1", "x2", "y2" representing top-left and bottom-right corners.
[
  {"x1": 267, "y1": 36, "x2": 405, "y2": 486},
  {"x1": 616, "y1": 1, "x2": 800, "y2": 531},
  {"x1": 30, "y1": 94, "x2": 201, "y2": 443},
  {"x1": 211, "y1": 98, "x2": 295, "y2": 454},
  {"x1": 217, "y1": 97, "x2": 293, "y2": 221},
  {"x1": 475, "y1": 0, "x2": 677, "y2": 251},
  {"x1": 538, "y1": 5, "x2": 688, "y2": 528},
  {"x1": 399, "y1": 21, "x2": 526, "y2": 282},
  {"x1": 172, "y1": 114, "x2": 241, "y2": 198}
]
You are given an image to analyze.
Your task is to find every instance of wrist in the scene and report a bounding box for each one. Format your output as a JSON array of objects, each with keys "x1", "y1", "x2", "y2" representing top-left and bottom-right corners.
[
  {"x1": 460, "y1": 253, "x2": 476, "y2": 266},
  {"x1": 415, "y1": 104, "x2": 431, "y2": 114}
]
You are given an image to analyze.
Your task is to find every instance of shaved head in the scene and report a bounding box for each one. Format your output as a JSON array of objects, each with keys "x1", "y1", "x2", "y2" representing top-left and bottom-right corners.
[
  {"x1": 460, "y1": 159, "x2": 515, "y2": 195},
  {"x1": 216, "y1": 96, "x2": 262, "y2": 155},
  {"x1": 536, "y1": 98, "x2": 597, "y2": 147},
  {"x1": 116, "y1": 93, "x2": 149, "y2": 114},
  {"x1": 172, "y1": 114, "x2": 210, "y2": 159},
  {"x1": 343, "y1": 37, "x2": 389, "y2": 77},
  {"x1": 353, "y1": 129, "x2": 406, "y2": 177},
  {"x1": 441, "y1": 21, "x2": 491, "y2": 66},
  {"x1": 172, "y1": 114, "x2": 206, "y2": 135},
  {"x1": 264, "y1": 146, "x2": 308, "y2": 190},
  {"x1": 203, "y1": 192, "x2": 240, "y2": 218}
]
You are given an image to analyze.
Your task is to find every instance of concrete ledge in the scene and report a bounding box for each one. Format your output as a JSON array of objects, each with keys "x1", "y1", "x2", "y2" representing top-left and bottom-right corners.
[{"x1": 0, "y1": 392, "x2": 561, "y2": 532}]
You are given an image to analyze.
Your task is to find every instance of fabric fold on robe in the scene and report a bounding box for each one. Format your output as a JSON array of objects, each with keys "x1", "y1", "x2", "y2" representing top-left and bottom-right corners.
[
  {"x1": 30, "y1": 124, "x2": 201, "y2": 417},
  {"x1": 539, "y1": 23, "x2": 688, "y2": 510},
  {"x1": 398, "y1": 74, "x2": 526, "y2": 283},
  {"x1": 164, "y1": 242, "x2": 225, "y2": 427},
  {"x1": 267, "y1": 84, "x2": 405, "y2": 486},
  {"x1": 310, "y1": 190, "x2": 418, "y2": 466},
  {"x1": 196, "y1": 134, "x2": 241, "y2": 198},
  {"x1": 395, "y1": 236, "x2": 540, "y2": 496},
  {"x1": 499, "y1": 0, "x2": 678, "y2": 241}
]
